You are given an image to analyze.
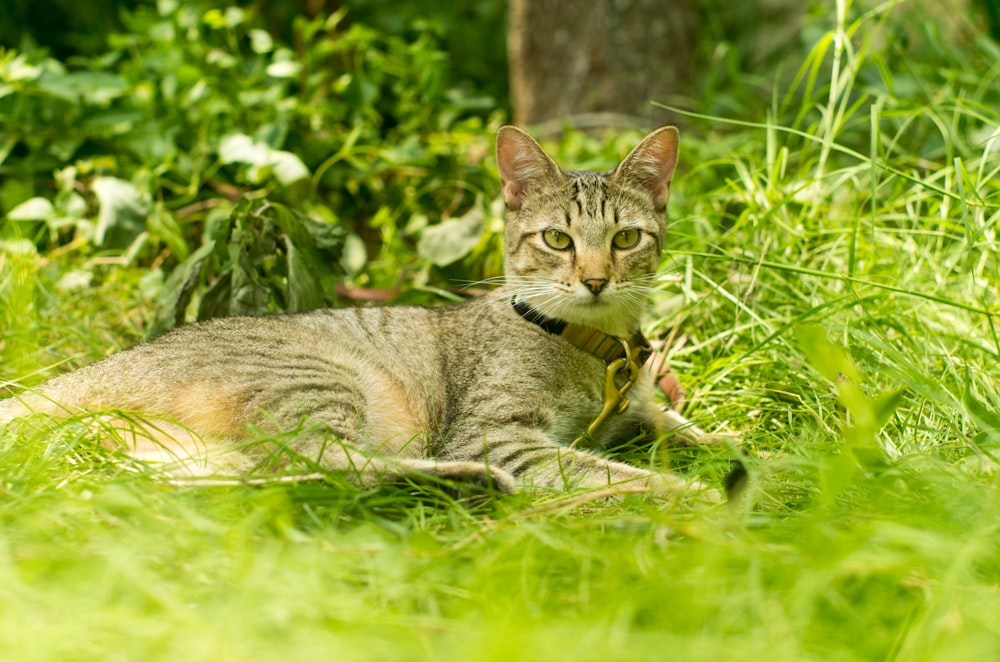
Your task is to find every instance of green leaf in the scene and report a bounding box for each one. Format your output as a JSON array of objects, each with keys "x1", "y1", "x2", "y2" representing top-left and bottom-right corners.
[
  {"x1": 797, "y1": 325, "x2": 901, "y2": 497},
  {"x1": 218, "y1": 133, "x2": 270, "y2": 166},
  {"x1": 230, "y1": 250, "x2": 271, "y2": 315},
  {"x1": 197, "y1": 267, "x2": 234, "y2": 321},
  {"x1": 795, "y1": 325, "x2": 862, "y2": 385},
  {"x1": 33, "y1": 69, "x2": 81, "y2": 104},
  {"x1": 81, "y1": 109, "x2": 143, "y2": 134},
  {"x1": 149, "y1": 241, "x2": 217, "y2": 337},
  {"x1": 417, "y1": 204, "x2": 484, "y2": 267},
  {"x1": 3, "y1": 53, "x2": 42, "y2": 82},
  {"x1": 6, "y1": 197, "x2": 54, "y2": 221},
  {"x1": 266, "y1": 60, "x2": 302, "y2": 79},
  {"x1": 249, "y1": 29, "x2": 275, "y2": 54},
  {"x1": 872, "y1": 387, "x2": 906, "y2": 430},
  {"x1": 819, "y1": 452, "x2": 858, "y2": 508},
  {"x1": 267, "y1": 150, "x2": 309, "y2": 185},
  {"x1": 147, "y1": 202, "x2": 190, "y2": 262},
  {"x1": 283, "y1": 235, "x2": 323, "y2": 312},
  {"x1": 74, "y1": 71, "x2": 129, "y2": 105},
  {"x1": 340, "y1": 233, "x2": 367, "y2": 277},
  {"x1": 964, "y1": 386, "x2": 1000, "y2": 448},
  {"x1": 218, "y1": 134, "x2": 309, "y2": 185},
  {"x1": 92, "y1": 177, "x2": 150, "y2": 248},
  {"x1": 203, "y1": 6, "x2": 245, "y2": 29}
]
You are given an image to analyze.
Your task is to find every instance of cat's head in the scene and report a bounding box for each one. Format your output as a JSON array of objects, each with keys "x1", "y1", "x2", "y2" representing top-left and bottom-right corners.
[{"x1": 496, "y1": 125, "x2": 679, "y2": 337}]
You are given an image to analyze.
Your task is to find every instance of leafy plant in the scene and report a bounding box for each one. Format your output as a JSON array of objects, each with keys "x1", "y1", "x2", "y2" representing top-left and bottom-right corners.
[{"x1": 1, "y1": 1, "x2": 505, "y2": 336}]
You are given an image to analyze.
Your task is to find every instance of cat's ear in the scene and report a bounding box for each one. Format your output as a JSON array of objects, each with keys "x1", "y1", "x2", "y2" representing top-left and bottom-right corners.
[
  {"x1": 496, "y1": 126, "x2": 563, "y2": 211},
  {"x1": 613, "y1": 126, "x2": 679, "y2": 211}
]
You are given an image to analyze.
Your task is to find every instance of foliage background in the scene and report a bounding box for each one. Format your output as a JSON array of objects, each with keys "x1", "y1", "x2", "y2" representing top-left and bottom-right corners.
[{"x1": 1, "y1": 0, "x2": 999, "y2": 659}]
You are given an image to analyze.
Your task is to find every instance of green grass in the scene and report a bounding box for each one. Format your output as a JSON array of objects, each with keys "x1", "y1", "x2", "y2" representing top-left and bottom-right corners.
[{"x1": 3, "y1": 2, "x2": 1000, "y2": 660}]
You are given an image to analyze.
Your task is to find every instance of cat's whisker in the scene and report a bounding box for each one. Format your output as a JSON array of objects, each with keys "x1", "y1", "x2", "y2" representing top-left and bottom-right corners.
[
  {"x1": 456, "y1": 276, "x2": 508, "y2": 289},
  {"x1": 619, "y1": 287, "x2": 655, "y2": 304},
  {"x1": 633, "y1": 276, "x2": 676, "y2": 287},
  {"x1": 526, "y1": 296, "x2": 564, "y2": 317},
  {"x1": 508, "y1": 283, "x2": 559, "y2": 302},
  {"x1": 460, "y1": 274, "x2": 544, "y2": 290},
  {"x1": 629, "y1": 284, "x2": 675, "y2": 299}
]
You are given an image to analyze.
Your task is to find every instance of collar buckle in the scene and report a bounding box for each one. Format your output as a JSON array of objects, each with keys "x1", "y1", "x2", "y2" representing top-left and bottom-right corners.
[{"x1": 571, "y1": 337, "x2": 644, "y2": 449}]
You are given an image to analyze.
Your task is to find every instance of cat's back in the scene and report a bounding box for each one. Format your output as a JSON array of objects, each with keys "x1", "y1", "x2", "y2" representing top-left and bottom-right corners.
[
  {"x1": 108, "y1": 301, "x2": 450, "y2": 390},
  {"x1": 1, "y1": 303, "x2": 445, "y2": 421}
]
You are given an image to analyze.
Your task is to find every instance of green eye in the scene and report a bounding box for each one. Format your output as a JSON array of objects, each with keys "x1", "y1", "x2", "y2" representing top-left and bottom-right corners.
[
  {"x1": 542, "y1": 229, "x2": 573, "y2": 250},
  {"x1": 612, "y1": 229, "x2": 640, "y2": 249}
]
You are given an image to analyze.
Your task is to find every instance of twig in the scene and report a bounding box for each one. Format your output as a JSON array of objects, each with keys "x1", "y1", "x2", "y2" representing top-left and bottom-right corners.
[{"x1": 166, "y1": 472, "x2": 329, "y2": 488}]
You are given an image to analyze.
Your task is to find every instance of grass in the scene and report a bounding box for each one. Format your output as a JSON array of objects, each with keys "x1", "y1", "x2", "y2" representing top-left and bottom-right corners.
[{"x1": 2, "y1": 3, "x2": 1000, "y2": 660}]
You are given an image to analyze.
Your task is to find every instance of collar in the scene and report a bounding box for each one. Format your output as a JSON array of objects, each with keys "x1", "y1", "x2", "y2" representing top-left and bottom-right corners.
[{"x1": 512, "y1": 297, "x2": 653, "y2": 364}]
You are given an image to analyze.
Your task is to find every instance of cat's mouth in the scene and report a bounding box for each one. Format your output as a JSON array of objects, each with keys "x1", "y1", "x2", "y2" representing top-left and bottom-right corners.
[
  {"x1": 573, "y1": 286, "x2": 613, "y2": 305},
  {"x1": 579, "y1": 295, "x2": 609, "y2": 307},
  {"x1": 517, "y1": 283, "x2": 622, "y2": 313},
  {"x1": 566, "y1": 289, "x2": 625, "y2": 318},
  {"x1": 522, "y1": 291, "x2": 612, "y2": 316}
]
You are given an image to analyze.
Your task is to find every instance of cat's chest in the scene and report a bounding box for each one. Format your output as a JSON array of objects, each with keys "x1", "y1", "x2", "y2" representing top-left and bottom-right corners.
[
  {"x1": 547, "y1": 358, "x2": 653, "y2": 446},
  {"x1": 483, "y1": 333, "x2": 651, "y2": 445}
]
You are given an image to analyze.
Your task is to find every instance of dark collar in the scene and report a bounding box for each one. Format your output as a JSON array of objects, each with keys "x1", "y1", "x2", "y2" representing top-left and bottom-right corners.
[{"x1": 512, "y1": 297, "x2": 652, "y2": 364}]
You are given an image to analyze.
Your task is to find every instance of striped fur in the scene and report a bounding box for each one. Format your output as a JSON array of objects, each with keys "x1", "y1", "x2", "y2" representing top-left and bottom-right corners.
[{"x1": 0, "y1": 126, "x2": 717, "y2": 500}]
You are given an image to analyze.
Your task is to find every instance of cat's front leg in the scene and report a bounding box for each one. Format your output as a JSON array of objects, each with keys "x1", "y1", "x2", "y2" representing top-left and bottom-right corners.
[
  {"x1": 444, "y1": 420, "x2": 719, "y2": 502},
  {"x1": 652, "y1": 406, "x2": 742, "y2": 449},
  {"x1": 519, "y1": 445, "x2": 719, "y2": 502}
]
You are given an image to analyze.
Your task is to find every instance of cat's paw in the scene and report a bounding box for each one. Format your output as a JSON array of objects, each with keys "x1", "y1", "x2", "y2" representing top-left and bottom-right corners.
[
  {"x1": 659, "y1": 408, "x2": 742, "y2": 448},
  {"x1": 403, "y1": 459, "x2": 518, "y2": 494}
]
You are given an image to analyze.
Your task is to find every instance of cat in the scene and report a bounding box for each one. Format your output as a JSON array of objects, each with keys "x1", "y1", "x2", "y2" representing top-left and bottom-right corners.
[{"x1": 0, "y1": 125, "x2": 721, "y2": 501}]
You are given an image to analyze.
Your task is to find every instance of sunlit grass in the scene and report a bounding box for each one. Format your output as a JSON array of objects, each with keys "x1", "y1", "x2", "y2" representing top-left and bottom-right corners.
[{"x1": 2, "y1": 3, "x2": 1000, "y2": 660}]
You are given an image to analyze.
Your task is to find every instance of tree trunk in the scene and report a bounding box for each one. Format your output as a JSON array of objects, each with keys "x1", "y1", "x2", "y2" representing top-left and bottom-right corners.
[{"x1": 507, "y1": 0, "x2": 701, "y2": 129}]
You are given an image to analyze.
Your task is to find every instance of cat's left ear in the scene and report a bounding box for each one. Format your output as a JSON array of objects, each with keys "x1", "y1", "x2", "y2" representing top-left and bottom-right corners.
[
  {"x1": 496, "y1": 126, "x2": 564, "y2": 211},
  {"x1": 613, "y1": 126, "x2": 679, "y2": 211}
]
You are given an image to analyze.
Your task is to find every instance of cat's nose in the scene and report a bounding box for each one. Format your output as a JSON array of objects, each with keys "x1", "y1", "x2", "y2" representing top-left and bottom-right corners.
[{"x1": 582, "y1": 278, "x2": 609, "y2": 295}]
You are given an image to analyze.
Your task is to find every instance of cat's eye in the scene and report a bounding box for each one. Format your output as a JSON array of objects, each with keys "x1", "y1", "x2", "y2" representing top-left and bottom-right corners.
[
  {"x1": 542, "y1": 229, "x2": 573, "y2": 250},
  {"x1": 612, "y1": 229, "x2": 641, "y2": 249}
]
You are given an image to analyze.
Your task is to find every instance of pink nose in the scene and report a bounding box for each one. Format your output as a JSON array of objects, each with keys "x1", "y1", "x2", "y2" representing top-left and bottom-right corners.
[{"x1": 582, "y1": 278, "x2": 608, "y2": 295}]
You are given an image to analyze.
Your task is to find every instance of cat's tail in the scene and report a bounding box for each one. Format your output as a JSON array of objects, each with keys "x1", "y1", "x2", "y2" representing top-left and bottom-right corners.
[
  {"x1": 0, "y1": 389, "x2": 55, "y2": 424},
  {"x1": 0, "y1": 378, "x2": 103, "y2": 425},
  {"x1": 0, "y1": 382, "x2": 242, "y2": 477}
]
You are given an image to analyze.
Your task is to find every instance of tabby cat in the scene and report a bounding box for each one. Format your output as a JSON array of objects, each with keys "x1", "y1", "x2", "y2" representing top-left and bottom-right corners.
[{"x1": 0, "y1": 126, "x2": 719, "y2": 500}]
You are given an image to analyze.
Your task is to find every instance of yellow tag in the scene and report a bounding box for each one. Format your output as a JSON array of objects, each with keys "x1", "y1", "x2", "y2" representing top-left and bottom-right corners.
[{"x1": 570, "y1": 339, "x2": 643, "y2": 449}]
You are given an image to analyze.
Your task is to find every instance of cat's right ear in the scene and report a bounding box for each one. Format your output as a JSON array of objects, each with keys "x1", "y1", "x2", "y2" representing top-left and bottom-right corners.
[
  {"x1": 496, "y1": 126, "x2": 563, "y2": 211},
  {"x1": 614, "y1": 126, "x2": 680, "y2": 211}
]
